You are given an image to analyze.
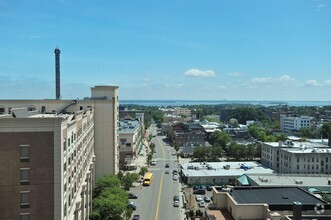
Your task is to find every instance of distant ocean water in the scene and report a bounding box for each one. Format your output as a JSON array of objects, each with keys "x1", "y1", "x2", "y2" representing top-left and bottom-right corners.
[{"x1": 119, "y1": 100, "x2": 331, "y2": 107}]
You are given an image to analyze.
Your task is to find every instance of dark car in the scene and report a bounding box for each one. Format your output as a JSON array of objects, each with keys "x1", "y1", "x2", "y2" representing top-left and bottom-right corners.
[
  {"x1": 132, "y1": 215, "x2": 140, "y2": 220},
  {"x1": 173, "y1": 195, "x2": 179, "y2": 202},
  {"x1": 173, "y1": 169, "x2": 178, "y2": 174},
  {"x1": 206, "y1": 185, "x2": 213, "y2": 191},
  {"x1": 193, "y1": 185, "x2": 199, "y2": 191},
  {"x1": 128, "y1": 192, "x2": 138, "y2": 199},
  {"x1": 128, "y1": 201, "x2": 137, "y2": 210},
  {"x1": 165, "y1": 164, "x2": 169, "y2": 168}
]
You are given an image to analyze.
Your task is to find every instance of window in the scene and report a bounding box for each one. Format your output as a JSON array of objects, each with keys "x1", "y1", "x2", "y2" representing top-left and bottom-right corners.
[
  {"x1": 63, "y1": 140, "x2": 67, "y2": 152},
  {"x1": 20, "y1": 213, "x2": 30, "y2": 220},
  {"x1": 20, "y1": 168, "x2": 30, "y2": 185},
  {"x1": 64, "y1": 203, "x2": 67, "y2": 217},
  {"x1": 64, "y1": 163, "x2": 67, "y2": 172},
  {"x1": 41, "y1": 106, "x2": 46, "y2": 113},
  {"x1": 20, "y1": 145, "x2": 30, "y2": 162},
  {"x1": 20, "y1": 191, "x2": 30, "y2": 208}
]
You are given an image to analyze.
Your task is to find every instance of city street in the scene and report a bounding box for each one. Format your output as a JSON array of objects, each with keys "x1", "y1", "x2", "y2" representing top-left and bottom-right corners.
[{"x1": 130, "y1": 125, "x2": 182, "y2": 220}]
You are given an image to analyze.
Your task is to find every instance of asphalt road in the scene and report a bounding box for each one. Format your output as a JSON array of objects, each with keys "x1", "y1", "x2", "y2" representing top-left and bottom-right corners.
[{"x1": 130, "y1": 126, "x2": 181, "y2": 220}]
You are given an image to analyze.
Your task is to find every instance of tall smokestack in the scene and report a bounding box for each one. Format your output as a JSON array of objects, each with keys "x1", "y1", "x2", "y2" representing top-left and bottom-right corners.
[{"x1": 54, "y1": 47, "x2": 61, "y2": 100}]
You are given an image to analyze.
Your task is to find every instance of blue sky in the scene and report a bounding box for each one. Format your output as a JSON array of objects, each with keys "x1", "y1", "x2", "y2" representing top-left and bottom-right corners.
[{"x1": 0, "y1": 0, "x2": 330, "y2": 101}]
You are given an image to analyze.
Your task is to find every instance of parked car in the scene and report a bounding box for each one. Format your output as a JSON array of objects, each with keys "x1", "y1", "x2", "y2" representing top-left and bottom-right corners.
[
  {"x1": 195, "y1": 195, "x2": 203, "y2": 201},
  {"x1": 151, "y1": 160, "x2": 156, "y2": 166},
  {"x1": 193, "y1": 185, "x2": 199, "y2": 191},
  {"x1": 173, "y1": 169, "x2": 178, "y2": 174},
  {"x1": 173, "y1": 195, "x2": 179, "y2": 202},
  {"x1": 127, "y1": 192, "x2": 138, "y2": 199},
  {"x1": 206, "y1": 185, "x2": 213, "y2": 191},
  {"x1": 199, "y1": 201, "x2": 206, "y2": 207},
  {"x1": 173, "y1": 200, "x2": 179, "y2": 207},
  {"x1": 173, "y1": 175, "x2": 178, "y2": 181},
  {"x1": 128, "y1": 201, "x2": 137, "y2": 210},
  {"x1": 132, "y1": 215, "x2": 140, "y2": 220},
  {"x1": 204, "y1": 196, "x2": 211, "y2": 202}
]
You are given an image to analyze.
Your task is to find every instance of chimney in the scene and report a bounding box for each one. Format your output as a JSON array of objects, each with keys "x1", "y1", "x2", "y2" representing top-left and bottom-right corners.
[{"x1": 54, "y1": 47, "x2": 61, "y2": 100}]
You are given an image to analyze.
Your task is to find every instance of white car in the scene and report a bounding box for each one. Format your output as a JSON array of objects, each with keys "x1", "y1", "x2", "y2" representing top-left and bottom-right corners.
[
  {"x1": 173, "y1": 175, "x2": 178, "y2": 181},
  {"x1": 151, "y1": 161, "x2": 156, "y2": 166},
  {"x1": 199, "y1": 201, "x2": 206, "y2": 207},
  {"x1": 173, "y1": 200, "x2": 179, "y2": 207},
  {"x1": 195, "y1": 195, "x2": 203, "y2": 201}
]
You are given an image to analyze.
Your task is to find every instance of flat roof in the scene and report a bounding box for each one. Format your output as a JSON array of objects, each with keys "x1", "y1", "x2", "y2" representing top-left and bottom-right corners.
[
  {"x1": 181, "y1": 161, "x2": 274, "y2": 177},
  {"x1": 264, "y1": 141, "x2": 329, "y2": 149},
  {"x1": 119, "y1": 119, "x2": 141, "y2": 133},
  {"x1": 245, "y1": 174, "x2": 331, "y2": 190},
  {"x1": 230, "y1": 187, "x2": 325, "y2": 205}
]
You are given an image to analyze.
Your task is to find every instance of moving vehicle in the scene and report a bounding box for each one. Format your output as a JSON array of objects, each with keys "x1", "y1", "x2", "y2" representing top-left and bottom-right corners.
[
  {"x1": 173, "y1": 195, "x2": 179, "y2": 202},
  {"x1": 151, "y1": 160, "x2": 156, "y2": 166},
  {"x1": 173, "y1": 174, "x2": 178, "y2": 181},
  {"x1": 127, "y1": 192, "x2": 138, "y2": 199},
  {"x1": 165, "y1": 163, "x2": 169, "y2": 168},
  {"x1": 165, "y1": 170, "x2": 170, "y2": 174},
  {"x1": 143, "y1": 172, "x2": 154, "y2": 186},
  {"x1": 173, "y1": 200, "x2": 179, "y2": 207}
]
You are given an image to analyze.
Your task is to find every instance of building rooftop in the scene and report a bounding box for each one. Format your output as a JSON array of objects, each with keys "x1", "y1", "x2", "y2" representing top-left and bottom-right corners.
[
  {"x1": 181, "y1": 161, "x2": 274, "y2": 177},
  {"x1": 264, "y1": 141, "x2": 330, "y2": 149},
  {"x1": 242, "y1": 174, "x2": 331, "y2": 192},
  {"x1": 119, "y1": 119, "x2": 141, "y2": 133},
  {"x1": 229, "y1": 186, "x2": 325, "y2": 206}
]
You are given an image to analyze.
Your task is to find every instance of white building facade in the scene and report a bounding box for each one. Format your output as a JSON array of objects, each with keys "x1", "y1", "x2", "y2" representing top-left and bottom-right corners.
[
  {"x1": 280, "y1": 115, "x2": 313, "y2": 132},
  {"x1": 261, "y1": 141, "x2": 331, "y2": 174}
]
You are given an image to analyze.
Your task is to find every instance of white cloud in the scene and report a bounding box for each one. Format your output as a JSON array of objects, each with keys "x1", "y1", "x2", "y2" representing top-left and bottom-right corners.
[
  {"x1": 217, "y1": 85, "x2": 227, "y2": 90},
  {"x1": 305, "y1": 80, "x2": 320, "y2": 87},
  {"x1": 251, "y1": 77, "x2": 273, "y2": 84},
  {"x1": 143, "y1": 77, "x2": 151, "y2": 82},
  {"x1": 279, "y1": 75, "x2": 293, "y2": 82},
  {"x1": 228, "y1": 72, "x2": 242, "y2": 77},
  {"x1": 184, "y1": 68, "x2": 216, "y2": 78},
  {"x1": 316, "y1": 4, "x2": 327, "y2": 11},
  {"x1": 323, "y1": 80, "x2": 331, "y2": 86}
]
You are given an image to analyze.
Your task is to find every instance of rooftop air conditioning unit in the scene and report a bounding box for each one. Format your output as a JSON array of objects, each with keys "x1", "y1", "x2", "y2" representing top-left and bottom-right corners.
[{"x1": 295, "y1": 180, "x2": 303, "y2": 184}]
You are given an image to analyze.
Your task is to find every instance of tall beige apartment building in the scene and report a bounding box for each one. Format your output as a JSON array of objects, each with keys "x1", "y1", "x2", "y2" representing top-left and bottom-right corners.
[{"x1": 0, "y1": 86, "x2": 119, "y2": 220}]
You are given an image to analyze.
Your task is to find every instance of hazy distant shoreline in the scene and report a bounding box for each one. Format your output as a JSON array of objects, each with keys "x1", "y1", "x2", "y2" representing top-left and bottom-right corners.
[{"x1": 120, "y1": 100, "x2": 331, "y2": 107}]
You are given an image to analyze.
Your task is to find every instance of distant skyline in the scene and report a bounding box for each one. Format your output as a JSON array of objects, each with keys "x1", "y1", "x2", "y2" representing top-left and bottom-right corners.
[{"x1": 0, "y1": 0, "x2": 330, "y2": 101}]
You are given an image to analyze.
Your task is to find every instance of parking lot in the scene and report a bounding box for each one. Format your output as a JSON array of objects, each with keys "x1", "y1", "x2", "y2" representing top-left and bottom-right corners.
[{"x1": 183, "y1": 185, "x2": 214, "y2": 212}]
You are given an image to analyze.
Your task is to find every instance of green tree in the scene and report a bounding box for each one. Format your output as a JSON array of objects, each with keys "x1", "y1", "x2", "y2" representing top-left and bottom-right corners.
[
  {"x1": 91, "y1": 186, "x2": 129, "y2": 220},
  {"x1": 229, "y1": 118, "x2": 239, "y2": 128},
  {"x1": 149, "y1": 143, "x2": 156, "y2": 154},
  {"x1": 209, "y1": 130, "x2": 231, "y2": 148},
  {"x1": 93, "y1": 175, "x2": 121, "y2": 198},
  {"x1": 146, "y1": 153, "x2": 153, "y2": 165},
  {"x1": 322, "y1": 122, "x2": 331, "y2": 138},
  {"x1": 121, "y1": 173, "x2": 138, "y2": 190},
  {"x1": 117, "y1": 171, "x2": 124, "y2": 182},
  {"x1": 210, "y1": 144, "x2": 224, "y2": 161},
  {"x1": 193, "y1": 147, "x2": 209, "y2": 161},
  {"x1": 139, "y1": 166, "x2": 148, "y2": 177}
]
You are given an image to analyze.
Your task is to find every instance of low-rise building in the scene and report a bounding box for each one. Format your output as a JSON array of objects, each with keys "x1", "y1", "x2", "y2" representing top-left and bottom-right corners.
[
  {"x1": 118, "y1": 119, "x2": 143, "y2": 168},
  {"x1": 280, "y1": 114, "x2": 313, "y2": 132},
  {"x1": 180, "y1": 161, "x2": 274, "y2": 185},
  {"x1": 208, "y1": 186, "x2": 330, "y2": 220},
  {"x1": 261, "y1": 141, "x2": 331, "y2": 174}
]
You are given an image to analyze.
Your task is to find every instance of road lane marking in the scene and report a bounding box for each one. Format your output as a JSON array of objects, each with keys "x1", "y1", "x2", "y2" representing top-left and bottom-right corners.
[{"x1": 155, "y1": 138, "x2": 166, "y2": 220}]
